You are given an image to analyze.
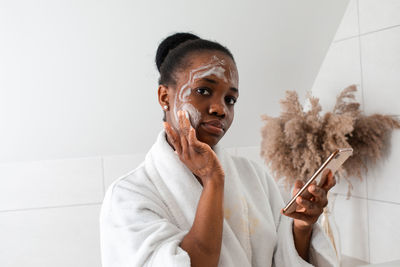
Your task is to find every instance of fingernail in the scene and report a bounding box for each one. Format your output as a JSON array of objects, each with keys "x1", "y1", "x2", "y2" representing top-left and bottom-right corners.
[
  {"x1": 184, "y1": 110, "x2": 189, "y2": 119},
  {"x1": 310, "y1": 185, "x2": 315, "y2": 191}
]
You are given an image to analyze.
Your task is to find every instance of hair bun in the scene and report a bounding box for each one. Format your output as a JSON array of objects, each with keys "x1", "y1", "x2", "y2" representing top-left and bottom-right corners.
[{"x1": 155, "y1": 32, "x2": 200, "y2": 71}]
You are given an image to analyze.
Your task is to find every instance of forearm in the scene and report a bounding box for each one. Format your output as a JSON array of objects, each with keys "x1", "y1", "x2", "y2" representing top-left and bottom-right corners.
[
  {"x1": 293, "y1": 224, "x2": 313, "y2": 262},
  {"x1": 180, "y1": 177, "x2": 224, "y2": 267}
]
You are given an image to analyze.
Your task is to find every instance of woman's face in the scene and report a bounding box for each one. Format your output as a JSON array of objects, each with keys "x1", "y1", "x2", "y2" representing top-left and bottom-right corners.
[{"x1": 164, "y1": 51, "x2": 239, "y2": 148}]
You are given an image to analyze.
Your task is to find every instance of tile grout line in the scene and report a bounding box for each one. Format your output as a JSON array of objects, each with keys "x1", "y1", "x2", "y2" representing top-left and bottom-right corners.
[
  {"x1": 0, "y1": 202, "x2": 103, "y2": 213},
  {"x1": 356, "y1": 1, "x2": 370, "y2": 262},
  {"x1": 367, "y1": 197, "x2": 400, "y2": 206},
  {"x1": 335, "y1": 193, "x2": 400, "y2": 206},
  {"x1": 333, "y1": 23, "x2": 400, "y2": 45},
  {"x1": 333, "y1": 35, "x2": 359, "y2": 44},
  {"x1": 359, "y1": 24, "x2": 400, "y2": 38},
  {"x1": 366, "y1": 179, "x2": 371, "y2": 263},
  {"x1": 356, "y1": 2, "x2": 365, "y2": 115},
  {"x1": 0, "y1": 154, "x2": 104, "y2": 165}
]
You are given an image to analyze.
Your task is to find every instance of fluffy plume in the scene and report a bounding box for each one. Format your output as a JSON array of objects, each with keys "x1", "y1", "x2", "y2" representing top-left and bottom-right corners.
[{"x1": 260, "y1": 85, "x2": 400, "y2": 194}]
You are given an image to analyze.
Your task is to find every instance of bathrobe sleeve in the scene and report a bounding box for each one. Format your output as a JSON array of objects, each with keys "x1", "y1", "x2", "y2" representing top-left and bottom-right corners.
[
  {"x1": 100, "y1": 172, "x2": 191, "y2": 267},
  {"x1": 256, "y1": 163, "x2": 339, "y2": 267}
]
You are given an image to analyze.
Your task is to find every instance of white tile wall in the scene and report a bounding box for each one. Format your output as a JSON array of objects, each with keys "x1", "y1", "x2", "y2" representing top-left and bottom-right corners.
[
  {"x1": 361, "y1": 27, "x2": 400, "y2": 115},
  {"x1": 331, "y1": 174, "x2": 368, "y2": 199},
  {"x1": 368, "y1": 201, "x2": 400, "y2": 264},
  {"x1": 0, "y1": 205, "x2": 102, "y2": 267},
  {"x1": 311, "y1": 37, "x2": 363, "y2": 113},
  {"x1": 0, "y1": 157, "x2": 104, "y2": 211},
  {"x1": 359, "y1": 0, "x2": 400, "y2": 34},
  {"x1": 311, "y1": 0, "x2": 400, "y2": 264},
  {"x1": 334, "y1": 0, "x2": 359, "y2": 41},
  {"x1": 102, "y1": 153, "x2": 145, "y2": 192},
  {"x1": 332, "y1": 195, "x2": 370, "y2": 262},
  {"x1": 367, "y1": 131, "x2": 400, "y2": 203}
]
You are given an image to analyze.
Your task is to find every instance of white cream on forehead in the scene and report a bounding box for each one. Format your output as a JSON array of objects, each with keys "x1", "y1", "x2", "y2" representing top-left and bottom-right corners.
[
  {"x1": 229, "y1": 66, "x2": 239, "y2": 87},
  {"x1": 173, "y1": 55, "x2": 237, "y2": 129},
  {"x1": 177, "y1": 55, "x2": 228, "y2": 102}
]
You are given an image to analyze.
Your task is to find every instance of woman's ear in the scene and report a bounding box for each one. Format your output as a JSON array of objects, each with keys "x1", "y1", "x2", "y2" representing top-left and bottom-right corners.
[{"x1": 158, "y1": 84, "x2": 170, "y2": 111}]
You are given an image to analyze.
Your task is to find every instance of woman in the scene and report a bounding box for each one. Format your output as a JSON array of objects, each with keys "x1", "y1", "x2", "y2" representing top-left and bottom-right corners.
[{"x1": 100, "y1": 32, "x2": 338, "y2": 267}]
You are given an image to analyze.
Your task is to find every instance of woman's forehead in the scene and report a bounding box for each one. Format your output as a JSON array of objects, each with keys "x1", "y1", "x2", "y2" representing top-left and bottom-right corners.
[{"x1": 178, "y1": 51, "x2": 238, "y2": 87}]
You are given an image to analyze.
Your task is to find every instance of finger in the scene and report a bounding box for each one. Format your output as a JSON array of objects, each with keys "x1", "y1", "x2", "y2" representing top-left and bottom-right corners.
[
  {"x1": 179, "y1": 110, "x2": 191, "y2": 136},
  {"x1": 321, "y1": 170, "x2": 336, "y2": 192},
  {"x1": 309, "y1": 180, "x2": 317, "y2": 201},
  {"x1": 296, "y1": 197, "x2": 322, "y2": 216},
  {"x1": 163, "y1": 122, "x2": 182, "y2": 154},
  {"x1": 164, "y1": 121, "x2": 179, "y2": 144},
  {"x1": 293, "y1": 179, "x2": 314, "y2": 202},
  {"x1": 178, "y1": 111, "x2": 190, "y2": 159},
  {"x1": 183, "y1": 110, "x2": 192, "y2": 132},
  {"x1": 308, "y1": 184, "x2": 327, "y2": 203},
  {"x1": 188, "y1": 126, "x2": 207, "y2": 153},
  {"x1": 281, "y1": 209, "x2": 309, "y2": 221}
]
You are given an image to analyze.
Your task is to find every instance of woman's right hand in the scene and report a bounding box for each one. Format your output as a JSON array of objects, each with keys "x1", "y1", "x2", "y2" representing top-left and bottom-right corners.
[{"x1": 163, "y1": 110, "x2": 225, "y2": 186}]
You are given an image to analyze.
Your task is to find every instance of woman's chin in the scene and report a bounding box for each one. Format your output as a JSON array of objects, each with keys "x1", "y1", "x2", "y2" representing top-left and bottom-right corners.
[{"x1": 196, "y1": 129, "x2": 224, "y2": 148}]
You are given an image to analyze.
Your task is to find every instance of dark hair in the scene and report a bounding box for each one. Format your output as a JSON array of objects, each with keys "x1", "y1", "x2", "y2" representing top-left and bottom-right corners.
[{"x1": 155, "y1": 32, "x2": 235, "y2": 86}]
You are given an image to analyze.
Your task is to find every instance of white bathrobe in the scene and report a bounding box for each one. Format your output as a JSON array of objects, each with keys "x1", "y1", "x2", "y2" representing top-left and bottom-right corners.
[{"x1": 100, "y1": 130, "x2": 339, "y2": 267}]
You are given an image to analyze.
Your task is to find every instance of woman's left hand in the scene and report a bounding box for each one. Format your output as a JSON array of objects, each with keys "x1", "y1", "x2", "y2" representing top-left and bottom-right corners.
[{"x1": 282, "y1": 170, "x2": 336, "y2": 231}]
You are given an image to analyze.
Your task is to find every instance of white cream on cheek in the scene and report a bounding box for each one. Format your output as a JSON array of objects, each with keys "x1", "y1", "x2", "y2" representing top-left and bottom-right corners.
[
  {"x1": 180, "y1": 103, "x2": 202, "y2": 128},
  {"x1": 172, "y1": 55, "x2": 237, "y2": 130}
]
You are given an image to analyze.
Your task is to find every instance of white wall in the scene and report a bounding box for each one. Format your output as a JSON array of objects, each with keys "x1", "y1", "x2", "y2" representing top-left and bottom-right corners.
[
  {"x1": 311, "y1": 0, "x2": 400, "y2": 264},
  {"x1": 0, "y1": 0, "x2": 349, "y2": 163},
  {"x1": 0, "y1": 1, "x2": 351, "y2": 266}
]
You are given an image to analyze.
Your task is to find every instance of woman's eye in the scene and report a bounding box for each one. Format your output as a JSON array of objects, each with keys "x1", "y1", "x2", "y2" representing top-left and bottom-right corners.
[
  {"x1": 196, "y1": 88, "x2": 211, "y2": 96},
  {"x1": 226, "y1": 97, "x2": 237, "y2": 105}
]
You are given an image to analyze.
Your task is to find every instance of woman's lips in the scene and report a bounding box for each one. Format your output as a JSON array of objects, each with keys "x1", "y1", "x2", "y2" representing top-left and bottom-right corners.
[{"x1": 200, "y1": 120, "x2": 225, "y2": 135}]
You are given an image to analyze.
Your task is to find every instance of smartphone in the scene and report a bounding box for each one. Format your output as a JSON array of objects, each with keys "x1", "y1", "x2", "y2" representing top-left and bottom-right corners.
[{"x1": 282, "y1": 148, "x2": 353, "y2": 214}]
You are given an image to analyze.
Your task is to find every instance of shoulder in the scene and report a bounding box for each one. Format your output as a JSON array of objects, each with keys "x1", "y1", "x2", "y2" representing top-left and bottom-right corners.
[
  {"x1": 101, "y1": 162, "x2": 168, "y2": 218},
  {"x1": 105, "y1": 162, "x2": 154, "y2": 199}
]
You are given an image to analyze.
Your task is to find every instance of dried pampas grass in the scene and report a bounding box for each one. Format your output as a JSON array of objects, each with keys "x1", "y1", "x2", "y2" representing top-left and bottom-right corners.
[{"x1": 260, "y1": 85, "x2": 400, "y2": 194}]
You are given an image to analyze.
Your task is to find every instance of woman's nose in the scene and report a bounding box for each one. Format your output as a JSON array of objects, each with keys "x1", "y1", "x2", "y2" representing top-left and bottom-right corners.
[{"x1": 208, "y1": 102, "x2": 226, "y2": 118}]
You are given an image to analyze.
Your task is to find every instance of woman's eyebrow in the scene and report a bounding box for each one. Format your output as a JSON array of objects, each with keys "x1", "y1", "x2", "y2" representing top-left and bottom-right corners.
[
  {"x1": 201, "y1": 77, "x2": 218, "y2": 84},
  {"x1": 199, "y1": 78, "x2": 239, "y2": 94}
]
